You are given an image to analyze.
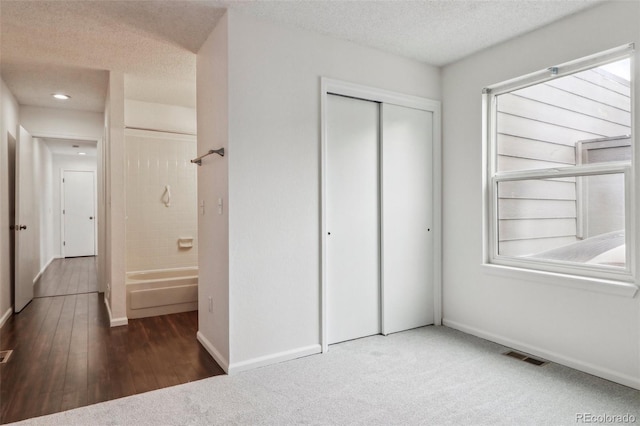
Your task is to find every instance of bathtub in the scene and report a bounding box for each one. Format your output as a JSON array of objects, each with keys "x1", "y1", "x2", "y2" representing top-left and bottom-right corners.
[{"x1": 126, "y1": 267, "x2": 198, "y2": 319}]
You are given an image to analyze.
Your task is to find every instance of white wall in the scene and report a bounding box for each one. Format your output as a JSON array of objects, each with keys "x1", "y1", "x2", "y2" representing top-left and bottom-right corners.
[
  {"x1": 99, "y1": 82, "x2": 112, "y2": 313},
  {"x1": 0, "y1": 78, "x2": 20, "y2": 324},
  {"x1": 196, "y1": 12, "x2": 230, "y2": 369},
  {"x1": 124, "y1": 99, "x2": 196, "y2": 135},
  {"x1": 34, "y1": 139, "x2": 54, "y2": 275},
  {"x1": 441, "y1": 1, "x2": 640, "y2": 389},
  {"x1": 91, "y1": 71, "x2": 127, "y2": 326},
  {"x1": 106, "y1": 72, "x2": 127, "y2": 325},
  {"x1": 197, "y1": 10, "x2": 441, "y2": 371}
]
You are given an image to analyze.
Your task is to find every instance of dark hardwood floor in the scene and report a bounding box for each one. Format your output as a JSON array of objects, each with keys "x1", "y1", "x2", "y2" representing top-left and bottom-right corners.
[
  {"x1": 0, "y1": 259, "x2": 224, "y2": 424},
  {"x1": 34, "y1": 257, "x2": 99, "y2": 298}
]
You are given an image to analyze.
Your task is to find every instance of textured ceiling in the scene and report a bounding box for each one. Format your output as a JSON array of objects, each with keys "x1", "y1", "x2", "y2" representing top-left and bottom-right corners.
[
  {"x1": 230, "y1": 0, "x2": 603, "y2": 66},
  {"x1": 0, "y1": 0, "x2": 225, "y2": 110},
  {"x1": 1, "y1": 63, "x2": 109, "y2": 112},
  {"x1": 42, "y1": 138, "x2": 97, "y2": 157},
  {"x1": 0, "y1": 0, "x2": 603, "y2": 113}
]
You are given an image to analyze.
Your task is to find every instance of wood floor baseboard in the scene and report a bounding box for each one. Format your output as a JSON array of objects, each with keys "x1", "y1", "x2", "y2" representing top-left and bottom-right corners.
[
  {"x1": 104, "y1": 296, "x2": 128, "y2": 327},
  {"x1": 33, "y1": 256, "x2": 60, "y2": 285},
  {"x1": 197, "y1": 331, "x2": 229, "y2": 373},
  {"x1": 227, "y1": 344, "x2": 322, "y2": 375},
  {"x1": 0, "y1": 307, "x2": 12, "y2": 329}
]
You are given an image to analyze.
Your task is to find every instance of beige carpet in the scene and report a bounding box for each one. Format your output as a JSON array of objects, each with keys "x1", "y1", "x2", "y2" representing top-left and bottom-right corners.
[{"x1": 11, "y1": 326, "x2": 640, "y2": 425}]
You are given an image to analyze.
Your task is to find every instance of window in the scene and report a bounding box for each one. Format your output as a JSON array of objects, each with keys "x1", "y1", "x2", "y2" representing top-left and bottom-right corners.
[{"x1": 484, "y1": 45, "x2": 634, "y2": 281}]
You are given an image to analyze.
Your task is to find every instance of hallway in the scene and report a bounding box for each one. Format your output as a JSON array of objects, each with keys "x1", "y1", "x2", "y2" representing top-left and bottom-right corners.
[
  {"x1": 0, "y1": 258, "x2": 223, "y2": 424},
  {"x1": 34, "y1": 257, "x2": 98, "y2": 298}
]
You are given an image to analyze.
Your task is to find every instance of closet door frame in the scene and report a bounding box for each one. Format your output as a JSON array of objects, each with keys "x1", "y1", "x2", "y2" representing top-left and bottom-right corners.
[{"x1": 320, "y1": 78, "x2": 443, "y2": 353}]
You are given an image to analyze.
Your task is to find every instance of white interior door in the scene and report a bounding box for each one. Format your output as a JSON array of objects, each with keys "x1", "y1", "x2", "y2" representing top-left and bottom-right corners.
[
  {"x1": 15, "y1": 126, "x2": 36, "y2": 312},
  {"x1": 63, "y1": 170, "x2": 96, "y2": 257},
  {"x1": 381, "y1": 103, "x2": 434, "y2": 334},
  {"x1": 326, "y1": 94, "x2": 381, "y2": 345}
]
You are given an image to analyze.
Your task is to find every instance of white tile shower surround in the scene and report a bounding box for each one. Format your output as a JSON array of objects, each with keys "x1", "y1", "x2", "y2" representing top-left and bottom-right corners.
[{"x1": 125, "y1": 129, "x2": 198, "y2": 272}]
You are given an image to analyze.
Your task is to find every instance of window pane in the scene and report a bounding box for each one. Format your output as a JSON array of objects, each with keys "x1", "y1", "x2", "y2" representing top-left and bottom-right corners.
[
  {"x1": 577, "y1": 136, "x2": 631, "y2": 165},
  {"x1": 497, "y1": 174, "x2": 625, "y2": 268},
  {"x1": 496, "y1": 58, "x2": 631, "y2": 173}
]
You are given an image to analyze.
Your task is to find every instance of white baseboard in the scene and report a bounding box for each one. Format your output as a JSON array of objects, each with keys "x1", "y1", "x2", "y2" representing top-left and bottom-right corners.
[
  {"x1": 0, "y1": 307, "x2": 13, "y2": 329},
  {"x1": 227, "y1": 344, "x2": 322, "y2": 375},
  {"x1": 196, "y1": 331, "x2": 230, "y2": 373},
  {"x1": 104, "y1": 296, "x2": 128, "y2": 327},
  {"x1": 33, "y1": 256, "x2": 62, "y2": 284},
  {"x1": 444, "y1": 319, "x2": 640, "y2": 391}
]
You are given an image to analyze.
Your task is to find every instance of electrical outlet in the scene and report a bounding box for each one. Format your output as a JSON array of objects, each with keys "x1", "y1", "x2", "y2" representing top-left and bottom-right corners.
[{"x1": 208, "y1": 296, "x2": 213, "y2": 312}]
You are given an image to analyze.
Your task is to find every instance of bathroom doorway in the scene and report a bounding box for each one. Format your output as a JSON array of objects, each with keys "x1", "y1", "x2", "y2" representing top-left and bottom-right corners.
[{"x1": 123, "y1": 127, "x2": 198, "y2": 320}]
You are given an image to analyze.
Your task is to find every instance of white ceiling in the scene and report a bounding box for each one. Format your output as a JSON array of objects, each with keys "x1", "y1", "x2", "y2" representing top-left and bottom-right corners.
[
  {"x1": 42, "y1": 138, "x2": 98, "y2": 157},
  {"x1": 0, "y1": 0, "x2": 603, "y2": 113}
]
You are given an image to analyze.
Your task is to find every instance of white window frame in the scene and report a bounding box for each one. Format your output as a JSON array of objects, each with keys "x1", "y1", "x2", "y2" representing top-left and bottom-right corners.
[
  {"x1": 483, "y1": 43, "x2": 636, "y2": 284},
  {"x1": 575, "y1": 136, "x2": 632, "y2": 239}
]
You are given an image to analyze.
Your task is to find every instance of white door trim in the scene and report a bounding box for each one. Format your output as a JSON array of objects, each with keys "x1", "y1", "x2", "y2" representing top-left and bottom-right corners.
[
  {"x1": 320, "y1": 77, "x2": 443, "y2": 353},
  {"x1": 61, "y1": 169, "x2": 97, "y2": 258}
]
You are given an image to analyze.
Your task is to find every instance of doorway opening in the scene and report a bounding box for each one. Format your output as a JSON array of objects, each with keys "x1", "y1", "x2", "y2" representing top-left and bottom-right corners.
[
  {"x1": 123, "y1": 127, "x2": 198, "y2": 320},
  {"x1": 13, "y1": 134, "x2": 99, "y2": 311},
  {"x1": 2, "y1": 127, "x2": 219, "y2": 425}
]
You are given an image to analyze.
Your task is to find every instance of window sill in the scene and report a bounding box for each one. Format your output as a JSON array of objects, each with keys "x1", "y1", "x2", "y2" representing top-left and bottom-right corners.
[{"x1": 482, "y1": 263, "x2": 638, "y2": 298}]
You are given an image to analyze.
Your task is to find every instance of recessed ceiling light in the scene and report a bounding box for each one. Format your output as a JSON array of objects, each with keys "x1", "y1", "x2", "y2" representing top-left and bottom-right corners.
[
  {"x1": 78, "y1": 152, "x2": 87, "y2": 156},
  {"x1": 52, "y1": 93, "x2": 70, "y2": 100}
]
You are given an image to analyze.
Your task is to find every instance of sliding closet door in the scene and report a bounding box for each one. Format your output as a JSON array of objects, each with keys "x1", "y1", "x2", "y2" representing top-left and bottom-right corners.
[
  {"x1": 326, "y1": 94, "x2": 381, "y2": 344},
  {"x1": 381, "y1": 103, "x2": 433, "y2": 334}
]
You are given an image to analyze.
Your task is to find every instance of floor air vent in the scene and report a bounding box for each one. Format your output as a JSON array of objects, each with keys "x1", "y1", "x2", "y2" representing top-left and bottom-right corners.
[
  {"x1": 0, "y1": 350, "x2": 13, "y2": 364},
  {"x1": 504, "y1": 350, "x2": 547, "y2": 366}
]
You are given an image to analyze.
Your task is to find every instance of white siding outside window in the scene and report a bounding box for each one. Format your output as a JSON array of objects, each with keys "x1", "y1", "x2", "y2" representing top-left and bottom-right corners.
[{"x1": 484, "y1": 45, "x2": 634, "y2": 281}]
